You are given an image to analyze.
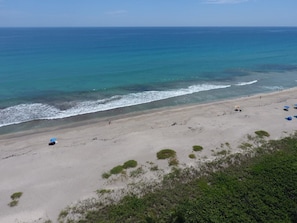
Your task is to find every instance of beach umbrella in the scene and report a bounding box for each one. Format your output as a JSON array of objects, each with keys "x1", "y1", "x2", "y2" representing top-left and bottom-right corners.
[
  {"x1": 286, "y1": 116, "x2": 292, "y2": 121},
  {"x1": 49, "y1": 138, "x2": 57, "y2": 145},
  {"x1": 50, "y1": 138, "x2": 57, "y2": 143},
  {"x1": 294, "y1": 104, "x2": 297, "y2": 109},
  {"x1": 284, "y1": 106, "x2": 290, "y2": 111}
]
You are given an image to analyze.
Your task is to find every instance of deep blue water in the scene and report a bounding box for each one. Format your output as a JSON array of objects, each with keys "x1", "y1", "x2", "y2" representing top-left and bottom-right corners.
[{"x1": 1, "y1": 27, "x2": 297, "y2": 128}]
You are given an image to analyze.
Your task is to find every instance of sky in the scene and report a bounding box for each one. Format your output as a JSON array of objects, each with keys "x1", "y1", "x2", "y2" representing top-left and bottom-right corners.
[{"x1": 0, "y1": 0, "x2": 296, "y2": 27}]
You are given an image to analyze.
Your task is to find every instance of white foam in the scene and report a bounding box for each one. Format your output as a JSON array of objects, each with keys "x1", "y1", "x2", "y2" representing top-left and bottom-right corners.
[
  {"x1": 235, "y1": 80, "x2": 258, "y2": 86},
  {"x1": 0, "y1": 103, "x2": 60, "y2": 127},
  {"x1": 0, "y1": 83, "x2": 231, "y2": 127},
  {"x1": 262, "y1": 86, "x2": 284, "y2": 91},
  {"x1": 55, "y1": 83, "x2": 231, "y2": 119}
]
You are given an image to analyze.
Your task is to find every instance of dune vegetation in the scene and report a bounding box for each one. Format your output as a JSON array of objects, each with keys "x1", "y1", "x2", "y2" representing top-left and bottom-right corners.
[{"x1": 59, "y1": 131, "x2": 297, "y2": 223}]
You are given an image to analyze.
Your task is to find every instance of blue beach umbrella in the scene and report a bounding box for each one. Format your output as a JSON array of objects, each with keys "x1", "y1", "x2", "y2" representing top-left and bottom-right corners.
[
  {"x1": 294, "y1": 104, "x2": 297, "y2": 109},
  {"x1": 49, "y1": 138, "x2": 57, "y2": 146},
  {"x1": 50, "y1": 138, "x2": 57, "y2": 143},
  {"x1": 286, "y1": 116, "x2": 292, "y2": 121},
  {"x1": 283, "y1": 105, "x2": 290, "y2": 111}
]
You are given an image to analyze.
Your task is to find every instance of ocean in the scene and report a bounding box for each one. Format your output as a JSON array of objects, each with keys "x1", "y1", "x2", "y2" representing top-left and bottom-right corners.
[{"x1": 1, "y1": 27, "x2": 297, "y2": 132}]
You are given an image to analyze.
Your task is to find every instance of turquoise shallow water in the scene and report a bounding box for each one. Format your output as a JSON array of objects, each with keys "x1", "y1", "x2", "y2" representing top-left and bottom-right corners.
[{"x1": 0, "y1": 27, "x2": 297, "y2": 128}]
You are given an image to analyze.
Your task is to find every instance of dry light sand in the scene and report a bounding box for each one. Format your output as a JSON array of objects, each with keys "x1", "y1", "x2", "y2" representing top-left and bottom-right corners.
[{"x1": 1, "y1": 88, "x2": 297, "y2": 222}]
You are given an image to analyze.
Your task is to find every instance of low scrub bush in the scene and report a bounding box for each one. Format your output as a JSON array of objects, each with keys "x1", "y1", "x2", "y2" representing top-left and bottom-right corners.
[
  {"x1": 102, "y1": 172, "x2": 111, "y2": 179},
  {"x1": 11, "y1": 192, "x2": 23, "y2": 200},
  {"x1": 110, "y1": 165, "x2": 124, "y2": 175},
  {"x1": 157, "y1": 149, "x2": 176, "y2": 159},
  {"x1": 123, "y1": 160, "x2": 138, "y2": 169},
  {"x1": 193, "y1": 145, "x2": 203, "y2": 152},
  {"x1": 189, "y1": 154, "x2": 196, "y2": 159},
  {"x1": 8, "y1": 192, "x2": 23, "y2": 207},
  {"x1": 8, "y1": 200, "x2": 18, "y2": 207},
  {"x1": 255, "y1": 130, "x2": 270, "y2": 138}
]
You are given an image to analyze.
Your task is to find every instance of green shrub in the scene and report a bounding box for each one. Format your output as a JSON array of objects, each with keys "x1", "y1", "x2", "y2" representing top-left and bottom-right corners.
[
  {"x1": 11, "y1": 192, "x2": 22, "y2": 200},
  {"x1": 8, "y1": 192, "x2": 23, "y2": 207},
  {"x1": 8, "y1": 200, "x2": 18, "y2": 207},
  {"x1": 255, "y1": 130, "x2": 270, "y2": 138},
  {"x1": 102, "y1": 172, "x2": 111, "y2": 179},
  {"x1": 123, "y1": 160, "x2": 138, "y2": 169},
  {"x1": 189, "y1": 154, "x2": 196, "y2": 159},
  {"x1": 193, "y1": 145, "x2": 203, "y2": 152},
  {"x1": 110, "y1": 165, "x2": 124, "y2": 175},
  {"x1": 157, "y1": 149, "x2": 176, "y2": 159}
]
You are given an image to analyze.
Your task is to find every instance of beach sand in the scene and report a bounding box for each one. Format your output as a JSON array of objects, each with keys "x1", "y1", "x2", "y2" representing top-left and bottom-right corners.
[{"x1": 1, "y1": 88, "x2": 297, "y2": 222}]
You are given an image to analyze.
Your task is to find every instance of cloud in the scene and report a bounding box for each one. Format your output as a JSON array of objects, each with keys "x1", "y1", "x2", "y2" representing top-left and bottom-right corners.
[
  {"x1": 204, "y1": 0, "x2": 248, "y2": 4},
  {"x1": 105, "y1": 10, "x2": 128, "y2": 16}
]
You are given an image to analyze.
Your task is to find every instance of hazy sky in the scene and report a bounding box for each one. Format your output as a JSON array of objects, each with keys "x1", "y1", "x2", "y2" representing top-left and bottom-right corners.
[{"x1": 1, "y1": 0, "x2": 296, "y2": 27}]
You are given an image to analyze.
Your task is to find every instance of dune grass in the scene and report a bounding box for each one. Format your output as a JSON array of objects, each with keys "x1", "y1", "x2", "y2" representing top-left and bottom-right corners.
[
  {"x1": 192, "y1": 145, "x2": 203, "y2": 152},
  {"x1": 189, "y1": 154, "x2": 196, "y2": 159},
  {"x1": 123, "y1": 160, "x2": 138, "y2": 169},
  {"x1": 255, "y1": 130, "x2": 270, "y2": 138},
  {"x1": 156, "y1": 149, "x2": 176, "y2": 159},
  {"x1": 102, "y1": 160, "x2": 138, "y2": 179},
  {"x1": 62, "y1": 132, "x2": 297, "y2": 223},
  {"x1": 8, "y1": 192, "x2": 23, "y2": 207}
]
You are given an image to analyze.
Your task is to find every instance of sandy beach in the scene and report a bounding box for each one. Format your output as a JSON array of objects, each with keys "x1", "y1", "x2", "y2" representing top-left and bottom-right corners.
[{"x1": 1, "y1": 88, "x2": 297, "y2": 222}]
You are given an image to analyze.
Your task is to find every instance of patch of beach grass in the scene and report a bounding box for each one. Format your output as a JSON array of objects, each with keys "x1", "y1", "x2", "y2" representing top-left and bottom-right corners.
[
  {"x1": 8, "y1": 200, "x2": 18, "y2": 207},
  {"x1": 156, "y1": 149, "x2": 176, "y2": 159},
  {"x1": 189, "y1": 154, "x2": 196, "y2": 159},
  {"x1": 193, "y1": 145, "x2": 203, "y2": 152},
  {"x1": 102, "y1": 172, "x2": 111, "y2": 179},
  {"x1": 123, "y1": 160, "x2": 138, "y2": 169},
  {"x1": 255, "y1": 130, "x2": 270, "y2": 138},
  {"x1": 8, "y1": 192, "x2": 23, "y2": 207},
  {"x1": 11, "y1": 192, "x2": 22, "y2": 200},
  {"x1": 102, "y1": 160, "x2": 138, "y2": 179},
  {"x1": 110, "y1": 165, "x2": 124, "y2": 175}
]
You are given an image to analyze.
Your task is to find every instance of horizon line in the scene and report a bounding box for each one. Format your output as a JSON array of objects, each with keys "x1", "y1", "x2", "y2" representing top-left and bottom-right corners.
[{"x1": 1, "y1": 25, "x2": 297, "y2": 28}]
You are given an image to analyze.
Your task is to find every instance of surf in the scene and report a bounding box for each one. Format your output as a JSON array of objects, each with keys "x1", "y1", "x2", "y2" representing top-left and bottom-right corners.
[{"x1": 0, "y1": 83, "x2": 231, "y2": 127}]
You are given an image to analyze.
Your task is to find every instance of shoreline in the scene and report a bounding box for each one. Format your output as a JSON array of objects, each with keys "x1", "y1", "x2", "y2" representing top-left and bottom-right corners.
[
  {"x1": 1, "y1": 87, "x2": 297, "y2": 222},
  {"x1": 0, "y1": 87, "x2": 295, "y2": 139}
]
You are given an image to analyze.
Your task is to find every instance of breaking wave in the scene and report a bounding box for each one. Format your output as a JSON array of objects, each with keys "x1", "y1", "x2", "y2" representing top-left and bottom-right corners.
[
  {"x1": 0, "y1": 83, "x2": 230, "y2": 127},
  {"x1": 235, "y1": 80, "x2": 258, "y2": 86}
]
